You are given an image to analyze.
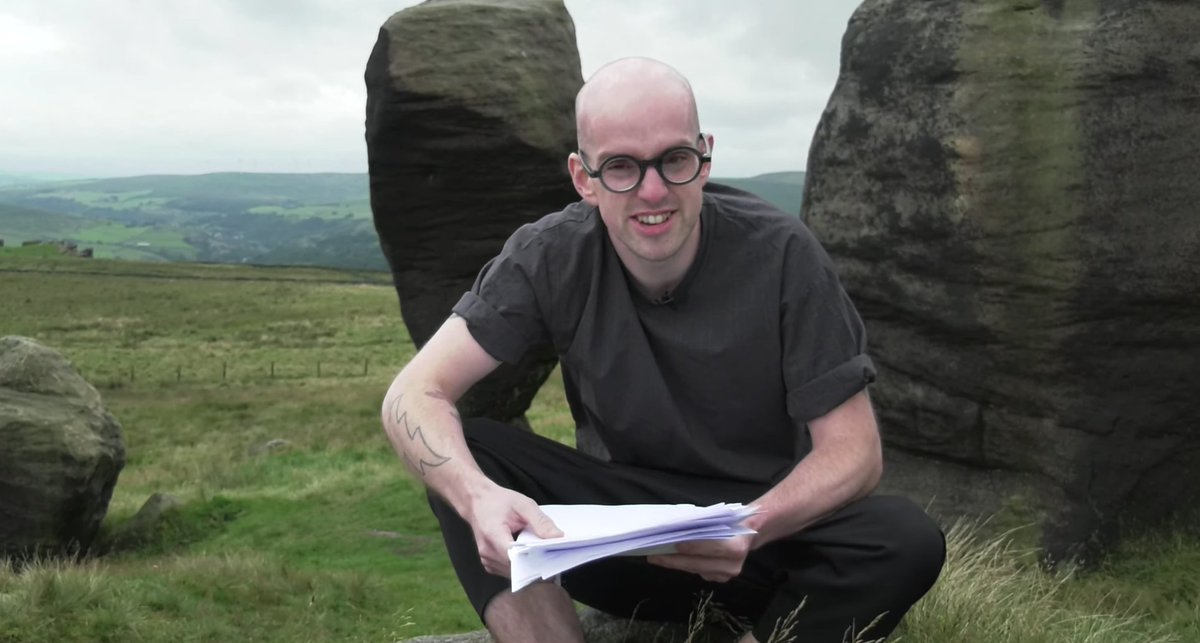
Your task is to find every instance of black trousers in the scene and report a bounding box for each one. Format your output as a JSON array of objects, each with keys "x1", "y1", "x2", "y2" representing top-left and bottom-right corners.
[{"x1": 430, "y1": 418, "x2": 945, "y2": 643}]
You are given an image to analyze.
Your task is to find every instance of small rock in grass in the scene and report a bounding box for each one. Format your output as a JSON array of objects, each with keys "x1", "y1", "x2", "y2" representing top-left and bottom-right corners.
[{"x1": 250, "y1": 438, "x2": 292, "y2": 456}]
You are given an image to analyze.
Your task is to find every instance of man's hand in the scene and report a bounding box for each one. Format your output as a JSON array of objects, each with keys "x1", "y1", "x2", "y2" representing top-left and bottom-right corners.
[
  {"x1": 646, "y1": 534, "x2": 754, "y2": 582},
  {"x1": 465, "y1": 485, "x2": 563, "y2": 578}
]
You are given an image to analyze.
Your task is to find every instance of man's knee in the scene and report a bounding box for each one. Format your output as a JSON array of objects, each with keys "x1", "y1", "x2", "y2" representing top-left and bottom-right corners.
[
  {"x1": 865, "y1": 495, "x2": 946, "y2": 594},
  {"x1": 460, "y1": 416, "x2": 513, "y2": 442},
  {"x1": 455, "y1": 417, "x2": 527, "y2": 482}
]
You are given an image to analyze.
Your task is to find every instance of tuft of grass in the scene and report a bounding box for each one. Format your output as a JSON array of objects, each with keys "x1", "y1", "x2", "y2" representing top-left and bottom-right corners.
[
  {"x1": 1061, "y1": 528, "x2": 1200, "y2": 641},
  {"x1": 895, "y1": 520, "x2": 1179, "y2": 643},
  {"x1": 0, "y1": 554, "x2": 416, "y2": 643}
]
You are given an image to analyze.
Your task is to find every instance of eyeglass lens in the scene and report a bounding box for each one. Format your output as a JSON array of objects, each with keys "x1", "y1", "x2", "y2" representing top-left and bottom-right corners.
[{"x1": 601, "y1": 148, "x2": 703, "y2": 192}]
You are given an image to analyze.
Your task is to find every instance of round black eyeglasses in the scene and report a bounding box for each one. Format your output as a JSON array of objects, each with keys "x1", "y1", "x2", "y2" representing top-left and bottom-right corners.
[{"x1": 578, "y1": 138, "x2": 711, "y2": 193}]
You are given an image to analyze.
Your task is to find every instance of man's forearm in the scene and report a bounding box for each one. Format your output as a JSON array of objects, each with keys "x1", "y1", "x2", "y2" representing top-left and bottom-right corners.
[
  {"x1": 381, "y1": 376, "x2": 494, "y2": 516},
  {"x1": 747, "y1": 390, "x2": 882, "y2": 546},
  {"x1": 748, "y1": 438, "x2": 879, "y2": 545}
]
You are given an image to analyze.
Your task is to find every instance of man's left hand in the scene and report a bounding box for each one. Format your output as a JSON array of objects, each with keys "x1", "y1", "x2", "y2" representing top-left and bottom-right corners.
[{"x1": 645, "y1": 534, "x2": 753, "y2": 582}]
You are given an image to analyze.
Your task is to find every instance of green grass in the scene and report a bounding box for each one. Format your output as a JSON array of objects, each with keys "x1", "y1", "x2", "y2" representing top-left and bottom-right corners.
[
  {"x1": 0, "y1": 254, "x2": 1196, "y2": 642},
  {"x1": 0, "y1": 254, "x2": 530, "y2": 640},
  {"x1": 894, "y1": 522, "x2": 1183, "y2": 643}
]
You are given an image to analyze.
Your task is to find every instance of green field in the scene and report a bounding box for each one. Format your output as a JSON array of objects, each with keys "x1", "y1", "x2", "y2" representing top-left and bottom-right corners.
[
  {"x1": 0, "y1": 253, "x2": 1195, "y2": 642},
  {"x1": 0, "y1": 202, "x2": 196, "y2": 262},
  {"x1": 246, "y1": 200, "x2": 372, "y2": 221}
]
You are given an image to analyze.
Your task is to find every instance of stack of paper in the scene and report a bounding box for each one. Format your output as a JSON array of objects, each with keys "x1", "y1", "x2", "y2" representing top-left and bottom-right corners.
[{"x1": 508, "y1": 503, "x2": 758, "y2": 592}]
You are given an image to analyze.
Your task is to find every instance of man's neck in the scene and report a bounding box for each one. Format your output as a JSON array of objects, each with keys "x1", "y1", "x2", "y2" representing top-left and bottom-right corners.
[
  {"x1": 614, "y1": 221, "x2": 702, "y2": 302},
  {"x1": 628, "y1": 265, "x2": 685, "y2": 302}
]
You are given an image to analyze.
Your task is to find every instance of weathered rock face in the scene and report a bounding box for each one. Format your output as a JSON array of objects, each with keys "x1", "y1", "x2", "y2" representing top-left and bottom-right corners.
[
  {"x1": 365, "y1": 0, "x2": 582, "y2": 423},
  {"x1": 804, "y1": 0, "x2": 1200, "y2": 559},
  {"x1": 0, "y1": 336, "x2": 125, "y2": 559},
  {"x1": 401, "y1": 606, "x2": 732, "y2": 643}
]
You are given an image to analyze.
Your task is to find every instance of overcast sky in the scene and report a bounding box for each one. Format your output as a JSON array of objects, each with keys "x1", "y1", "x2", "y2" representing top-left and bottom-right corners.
[{"x1": 0, "y1": 0, "x2": 861, "y2": 179}]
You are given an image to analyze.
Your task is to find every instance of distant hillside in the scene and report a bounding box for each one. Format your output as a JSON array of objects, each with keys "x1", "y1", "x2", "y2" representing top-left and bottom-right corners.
[
  {"x1": 716, "y1": 171, "x2": 805, "y2": 216},
  {"x1": 1, "y1": 201, "x2": 87, "y2": 239},
  {"x1": 0, "y1": 172, "x2": 83, "y2": 188},
  {"x1": 0, "y1": 170, "x2": 804, "y2": 270},
  {"x1": 0, "y1": 201, "x2": 198, "y2": 262},
  {"x1": 0, "y1": 172, "x2": 378, "y2": 269}
]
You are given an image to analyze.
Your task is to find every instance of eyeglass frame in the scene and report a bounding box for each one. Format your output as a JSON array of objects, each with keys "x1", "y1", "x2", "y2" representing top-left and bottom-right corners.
[{"x1": 577, "y1": 134, "x2": 712, "y2": 194}]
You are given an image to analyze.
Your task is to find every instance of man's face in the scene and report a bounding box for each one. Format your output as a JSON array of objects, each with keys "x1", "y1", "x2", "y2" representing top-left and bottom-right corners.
[{"x1": 570, "y1": 98, "x2": 711, "y2": 273}]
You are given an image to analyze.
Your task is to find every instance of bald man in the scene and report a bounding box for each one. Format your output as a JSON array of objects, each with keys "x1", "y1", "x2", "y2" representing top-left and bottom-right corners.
[{"x1": 382, "y1": 58, "x2": 944, "y2": 643}]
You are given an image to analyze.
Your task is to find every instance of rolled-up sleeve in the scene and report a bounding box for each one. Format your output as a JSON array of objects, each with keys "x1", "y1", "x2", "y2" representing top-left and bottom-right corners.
[
  {"x1": 786, "y1": 353, "x2": 876, "y2": 421},
  {"x1": 781, "y1": 230, "x2": 876, "y2": 422},
  {"x1": 450, "y1": 227, "x2": 550, "y2": 365}
]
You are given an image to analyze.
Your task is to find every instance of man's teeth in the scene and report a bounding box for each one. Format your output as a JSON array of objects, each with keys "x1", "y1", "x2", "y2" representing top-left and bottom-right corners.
[{"x1": 637, "y1": 213, "x2": 668, "y2": 225}]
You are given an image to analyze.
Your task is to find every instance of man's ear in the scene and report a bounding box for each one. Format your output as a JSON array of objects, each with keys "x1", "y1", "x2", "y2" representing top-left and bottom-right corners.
[
  {"x1": 697, "y1": 133, "x2": 715, "y2": 184},
  {"x1": 568, "y1": 153, "x2": 600, "y2": 206}
]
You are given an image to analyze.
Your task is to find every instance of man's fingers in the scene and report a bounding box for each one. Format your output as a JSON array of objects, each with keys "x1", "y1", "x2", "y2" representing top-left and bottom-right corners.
[
  {"x1": 518, "y1": 504, "x2": 563, "y2": 539},
  {"x1": 481, "y1": 526, "x2": 515, "y2": 552},
  {"x1": 647, "y1": 554, "x2": 741, "y2": 582},
  {"x1": 480, "y1": 551, "x2": 511, "y2": 577},
  {"x1": 677, "y1": 535, "x2": 752, "y2": 556},
  {"x1": 476, "y1": 528, "x2": 515, "y2": 578},
  {"x1": 674, "y1": 539, "x2": 729, "y2": 556}
]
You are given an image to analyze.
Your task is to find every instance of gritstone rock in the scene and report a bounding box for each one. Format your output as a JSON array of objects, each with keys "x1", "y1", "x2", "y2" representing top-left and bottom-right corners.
[
  {"x1": 0, "y1": 336, "x2": 126, "y2": 559},
  {"x1": 108, "y1": 492, "x2": 182, "y2": 551},
  {"x1": 250, "y1": 437, "x2": 292, "y2": 456},
  {"x1": 803, "y1": 0, "x2": 1200, "y2": 560},
  {"x1": 365, "y1": 0, "x2": 581, "y2": 425},
  {"x1": 401, "y1": 606, "x2": 733, "y2": 642}
]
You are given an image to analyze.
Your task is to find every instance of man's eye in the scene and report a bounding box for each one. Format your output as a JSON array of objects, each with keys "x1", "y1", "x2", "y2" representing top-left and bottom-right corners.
[
  {"x1": 603, "y1": 159, "x2": 637, "y2": 174},
  {"x1": 663, "y1": 150, "x2": 692, "y2": 167}
]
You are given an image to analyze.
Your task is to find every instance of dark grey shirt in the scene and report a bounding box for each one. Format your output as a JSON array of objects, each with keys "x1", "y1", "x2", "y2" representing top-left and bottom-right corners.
[{"x1": 453, "y1": 183, "x2": 874, "y2": 485}]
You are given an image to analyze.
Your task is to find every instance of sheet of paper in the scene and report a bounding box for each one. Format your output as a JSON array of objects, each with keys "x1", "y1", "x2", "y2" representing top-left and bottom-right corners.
[
  {"x1": 508, "y1": 503, "x2": 758, "y2": 592},
  {"x1": 516, "y1": 503, "x2": 754, "y2": 549},
  {"x1": 512, "y1": 525, "x2": 755, "y2": 586}
]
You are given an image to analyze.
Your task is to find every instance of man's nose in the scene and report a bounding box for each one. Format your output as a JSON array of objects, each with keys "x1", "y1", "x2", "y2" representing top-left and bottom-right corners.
[{"x1": 636, "y1": 165, "x2": 670, "y2": 203}]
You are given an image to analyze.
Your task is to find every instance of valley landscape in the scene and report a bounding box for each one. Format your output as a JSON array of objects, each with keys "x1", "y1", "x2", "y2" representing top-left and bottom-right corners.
[{"x1": 0, "y1": 171, "x2": 805, "y2": 271}]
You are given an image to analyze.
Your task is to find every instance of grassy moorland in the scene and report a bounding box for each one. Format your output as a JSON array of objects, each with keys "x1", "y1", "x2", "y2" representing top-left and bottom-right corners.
[{"x1": 0, "y1": 250, "x2": 1196, "y2": 642}]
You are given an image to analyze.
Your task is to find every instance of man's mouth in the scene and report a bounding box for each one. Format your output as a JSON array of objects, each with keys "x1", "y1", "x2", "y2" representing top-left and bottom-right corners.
[{"x1": 634, "y1": 211, "x2": 671, "y2": 226}]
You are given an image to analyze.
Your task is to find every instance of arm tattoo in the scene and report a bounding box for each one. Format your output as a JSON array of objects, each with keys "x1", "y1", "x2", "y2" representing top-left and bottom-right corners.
[{"x1": 389, "y1": 394, "x2": 451, "y2": 476}]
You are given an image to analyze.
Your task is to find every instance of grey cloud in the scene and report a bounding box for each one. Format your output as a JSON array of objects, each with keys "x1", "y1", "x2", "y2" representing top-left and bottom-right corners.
[{"x1": 1, "y1": 0, "x2": 858, "y2": 177}]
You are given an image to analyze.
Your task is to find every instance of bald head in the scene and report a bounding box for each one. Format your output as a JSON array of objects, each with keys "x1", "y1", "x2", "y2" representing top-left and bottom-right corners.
[{"x1": 575, "y1": 58, "x2": 701, "y2": 154}]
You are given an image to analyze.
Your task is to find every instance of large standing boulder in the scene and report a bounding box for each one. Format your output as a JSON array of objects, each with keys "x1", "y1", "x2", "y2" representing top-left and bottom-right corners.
[
  {"x1": 803, "y1": 0, "x2": 1200, "y2": 559},
  {"x1": 0, "y1": 336, "x2": 125, "y2": 559},
  {"x1": 365, "y1": 0, "x2": 582, "y2": 424}
]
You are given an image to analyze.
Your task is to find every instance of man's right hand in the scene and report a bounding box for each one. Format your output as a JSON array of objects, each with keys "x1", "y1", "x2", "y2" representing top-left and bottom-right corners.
[{"x1": 466, "y1": 484, "x2": 563, "y2": 578}]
